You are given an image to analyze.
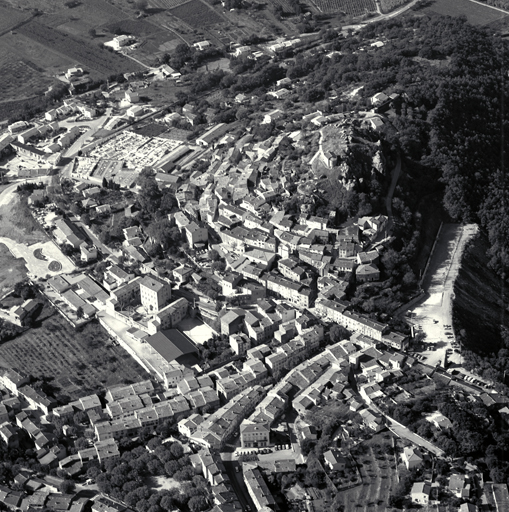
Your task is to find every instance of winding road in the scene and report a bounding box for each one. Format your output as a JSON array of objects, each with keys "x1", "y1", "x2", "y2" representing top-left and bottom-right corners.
[{"x1": 384, "y1": 153, "x2": 401, "y2": 235}]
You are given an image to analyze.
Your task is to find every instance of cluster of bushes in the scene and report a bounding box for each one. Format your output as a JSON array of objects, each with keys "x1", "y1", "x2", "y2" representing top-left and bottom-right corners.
[{"x1": 386, "y1": 385, "x2": 509, "y2": 483}]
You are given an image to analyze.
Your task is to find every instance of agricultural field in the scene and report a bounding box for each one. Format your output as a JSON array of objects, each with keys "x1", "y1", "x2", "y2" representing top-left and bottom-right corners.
[
  {"x1": 311, "y1": 0, "x2": 376, "y2": 15},
  {"x1": 0, "y1": 315, "x2": 150, "y2": 399},
  {"x1": 0, "y1": 31, "x2": 75, "y2": 74},
  {"x1": 37, "y1": 0, "x2": 126, "y2": 37},
  {"x1": 269, "y1": 0, "x2": 299, "y2": 14},
  {"x1": 334, "y1": 430, "x2": 402, "y2": 511},
  {"x1": 149, "y1": 0, "x2": 191, "y2": 8},
  {"x1": 422, "y1": 0, "x2": 509, "y2": 25},
  {"x1": 3, "y1": 0, "x2": 126, "y2": 18},
  {"x1": 170, "y1": 0, "x2": 224, "y2": 27},
  {"x1": 0, "y1": 4, "x2": 32, "y2": 35},
  {"x1": 379, "y1": 0, "x2": 410, "y2": 13},
  {"x1": 100, "y1": 17, "x2": 177, "y2": 58},
  {"x1": 17, "y1": 20, "x2": 143, "y2": 78},
  {"x1": 0, "y1": 60, "x2": 53, "y2": 103},
  {"x1": 101, "y1": 18, "x2": 164, "y2": 37},
  {"x1": 0, "y1": 243, "x2": 27, "y2": 296}
]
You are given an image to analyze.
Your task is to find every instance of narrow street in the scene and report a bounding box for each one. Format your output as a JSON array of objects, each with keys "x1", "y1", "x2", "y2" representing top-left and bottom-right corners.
[{"x1": 222, "y1": 459, "x2": 257, "y2": 511}]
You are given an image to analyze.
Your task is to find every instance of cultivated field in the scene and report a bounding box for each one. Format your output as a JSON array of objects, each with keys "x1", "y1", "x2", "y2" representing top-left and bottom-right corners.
[
  {"x1": 100, "y1": 17, "x2": 176, "y2": 58},
  {"x1": 422, "y1": 0, "x2": 509, "y2": 25},
  {"x1": 335, "y1": 430, "x2": 401, "y2": 511},
  {"x1": 379, "y1": 0, "x2": 410, "y2": 13},
  {"x1": 170, "y1": 0, "x2": 223, "y2": 27},
  {"x1": 0, "y1": 315, "x2": 150, "y2": 399},
  {"x1": 38, "y1": 0, "x2": 126, "y2": 36},
  {"x1": 0, "y1": 4, "x2": 32, "y2": 35},
  {"x1": 149, "y1": 0, "x2": 191, "y2": 8},
  {"x1": 0, "y1": 30, "x2": 75, "y2": 75},
  {"x1": 269, "y1": 0, "x2": 299, "y2": 14},
  {"x1": 0, "y1": 243, "x2": 27, "y2": 296},
  {"x1": 17, "y1": 20, "x2": 142, "y2": 77},
  {"x1": 0, "y1": 60, "x2": 52, "y2": 102},
  {"x1": 312, "y1": 0, "x2": 376, "y2": 15},
  {"x1": 101, "y1": 18, "x2": 163, "y2": 37}
]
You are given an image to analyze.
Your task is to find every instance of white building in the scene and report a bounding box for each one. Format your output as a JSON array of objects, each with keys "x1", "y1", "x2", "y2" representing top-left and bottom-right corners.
[
  {"x1": 193, "y1": 40, "x2": 211, "y2": 51},
  {"x1": 105, "y1": 35, "x2": 136, "y2": 50}
]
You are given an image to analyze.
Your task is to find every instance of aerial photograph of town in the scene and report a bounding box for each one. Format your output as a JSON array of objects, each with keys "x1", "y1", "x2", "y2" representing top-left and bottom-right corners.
[{"x1": 0, "y1": 0, "x2": 508, "y2": 510}]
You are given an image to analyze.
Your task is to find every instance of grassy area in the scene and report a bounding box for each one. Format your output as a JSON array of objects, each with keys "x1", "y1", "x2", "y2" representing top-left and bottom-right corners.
[
  {"x1": 0, "y1": 196, "x2": 47, "y2": 245},
  {"x1": 335, "y1": 430, "x2": 401, "y2": 511},
  {"x1": 0, "y1": 4, "x2": 32, "y2": 33},
  {"x1": 0, "y1": 243, "x2": 27, "y2": 296},
  {"x1": 422, "y1": 0, "x2": 509, "y2": 25},
  {"x1": 142, "y1": 80, "x2": 182, "y2": 108},
  {"x1": 170, "y1": 0, "x2": 224, "y2": 27},
  {"x1": 0, "y1": 315, "x2": 150, "y2": 400}
]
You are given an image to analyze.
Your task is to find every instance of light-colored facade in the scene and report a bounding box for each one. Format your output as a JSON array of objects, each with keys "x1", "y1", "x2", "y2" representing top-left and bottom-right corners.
[
  {"x1": 140, "y1": 276, "x2": 172, "y2": 312},
  {"x1": 240, "y1": 420, "x2": 270, "y2": 448},
  {"x1": 185, "y1": 222, "x2": 208, "y2": 247}
]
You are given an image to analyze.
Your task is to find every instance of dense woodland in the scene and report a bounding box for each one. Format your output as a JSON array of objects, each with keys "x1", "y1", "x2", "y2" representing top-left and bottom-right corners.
[{"x1": 386, "y1": 379, "x2": 509, "y2": 489}]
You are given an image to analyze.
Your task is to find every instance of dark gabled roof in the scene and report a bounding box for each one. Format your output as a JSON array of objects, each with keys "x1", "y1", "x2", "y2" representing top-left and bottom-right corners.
[{"x1": 10, "y1": 141, "x2": 45, "y2": 156}]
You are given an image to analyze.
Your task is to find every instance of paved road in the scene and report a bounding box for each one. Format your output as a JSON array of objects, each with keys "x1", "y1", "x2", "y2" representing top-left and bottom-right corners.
[
  {"x1": 223, "y1": 459, "x2": 257, "y2": 512},
  {"x1": 75, "y1": 220, "x2": 121, "y2": 257},
  {"x1": 64, "y1": 109, "x2": 113, "y2": 158},
  {"x1": 387, "y1": 419, "x2": 445, "y2": 457},
  {"x1": 0, "y1": 176, "x2": 52, "y2": 207}
]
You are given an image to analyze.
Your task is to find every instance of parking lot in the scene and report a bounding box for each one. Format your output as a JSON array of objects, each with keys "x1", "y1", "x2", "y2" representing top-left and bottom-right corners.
[{"x1": 406, "y1": 224, "x2": 478, "y2": 367}]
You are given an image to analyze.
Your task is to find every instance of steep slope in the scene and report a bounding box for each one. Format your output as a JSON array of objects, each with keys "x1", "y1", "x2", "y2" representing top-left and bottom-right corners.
[{"x1": 453, "y1": 232, "x2": 509, "y2": 353}]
